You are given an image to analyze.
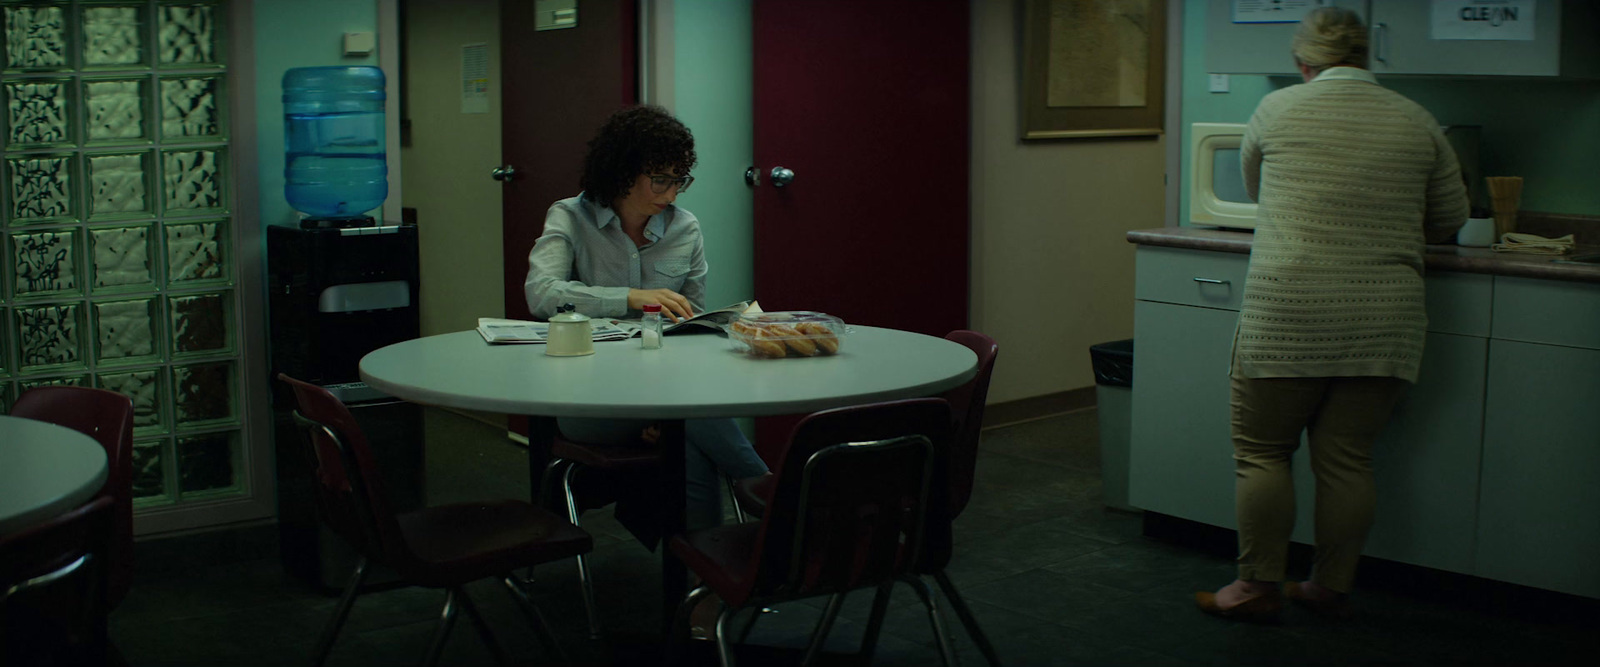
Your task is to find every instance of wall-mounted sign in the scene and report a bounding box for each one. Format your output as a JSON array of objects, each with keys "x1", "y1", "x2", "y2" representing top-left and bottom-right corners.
[
  {"x1": 1431, "y1": 0, "x2": 1535, "y2": 41},
  {"x1": 1232, "y1": 0, "x2": 1329, "y2": 24},
  {"x1": 461, "y1": 43, "x2": 489, "y2": 115}
]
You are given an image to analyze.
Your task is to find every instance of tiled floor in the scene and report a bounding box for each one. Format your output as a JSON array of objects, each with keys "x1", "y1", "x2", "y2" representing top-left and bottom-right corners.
[{"x1": 108, "y1": 408, "x2": 1597, "y2": 666}]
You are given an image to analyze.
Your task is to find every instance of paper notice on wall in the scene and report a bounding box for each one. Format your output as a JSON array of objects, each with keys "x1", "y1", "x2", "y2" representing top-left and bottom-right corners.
[
  {"x1": 461, "y1": 43, "x2": 489, "y2": 114},
  {"x1": 1232, "y1": 0, "x2": 1329, "y2": 24},
  {"x1": 1431, "y1": 0, "x2": 1535, "y2": 40}
]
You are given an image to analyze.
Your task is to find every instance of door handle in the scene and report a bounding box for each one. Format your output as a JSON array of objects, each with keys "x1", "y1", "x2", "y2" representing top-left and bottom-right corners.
[
  {"x1": 491, "y1": 165, "x2": 517, "y2": 182},
  {"x1": 770, "y1": 166, "x2": 795, "y2": 187},
  {"x1": 1373, "y1": 23, "x2": 1388, "y2": 65},
  {"x1": 1192, "y1": 278, "x2": 1229, "y2": 284},
  {"x1": 745, "y1": 166, "x2": 761, "y2": 187}
]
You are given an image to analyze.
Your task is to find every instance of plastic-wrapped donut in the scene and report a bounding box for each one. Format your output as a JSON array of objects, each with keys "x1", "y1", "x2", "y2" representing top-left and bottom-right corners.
[{"x1": 794, "y1": 322, "x2": 839, "y2": 354}]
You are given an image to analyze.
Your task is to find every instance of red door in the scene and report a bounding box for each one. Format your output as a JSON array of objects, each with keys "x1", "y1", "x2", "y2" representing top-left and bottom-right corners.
[
  {"x1": 499, "y1": 1, "x2": 636, "y2": 322},
  {"x1": 752, "y1": 0, "x2": 971, "y2": 445},
  {"x1": 499, "y1": 2, "x2": 636, "y2": 438},
  {"x1": 752, "y1": 0, "x2": 970, "y2": 336}
]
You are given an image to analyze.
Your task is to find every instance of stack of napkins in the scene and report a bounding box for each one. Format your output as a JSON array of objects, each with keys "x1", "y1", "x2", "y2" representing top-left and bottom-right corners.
[{"x1": 1491, "y1": 233, "x2": 1576, "y2": 255}]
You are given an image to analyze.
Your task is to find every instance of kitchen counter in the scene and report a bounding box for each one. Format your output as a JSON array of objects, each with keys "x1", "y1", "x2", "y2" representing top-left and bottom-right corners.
[
  {"x1": 1129, "y1": 231, "x2": 1600, "y2": 598},
  {"x1": 1127, "y1": 227, "x2": 1600, "y2": 284}
]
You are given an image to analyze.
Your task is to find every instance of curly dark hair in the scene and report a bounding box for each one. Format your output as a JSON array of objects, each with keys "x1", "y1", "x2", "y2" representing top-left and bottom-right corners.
[{"x1": 579, "y1": 105, "x2": 697, "y2": 208}]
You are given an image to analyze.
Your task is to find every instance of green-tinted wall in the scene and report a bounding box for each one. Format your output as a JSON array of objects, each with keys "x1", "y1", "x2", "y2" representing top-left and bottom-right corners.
[
  {"x1": 1179, "y1": 2, "x2": 1600, "y2": 223},
  {"x1": 671, "y1": 2, "x2": 755, "y2": 310},
  {"x1": 253, "y1": 0, "x2": 379, "y2": 230}
]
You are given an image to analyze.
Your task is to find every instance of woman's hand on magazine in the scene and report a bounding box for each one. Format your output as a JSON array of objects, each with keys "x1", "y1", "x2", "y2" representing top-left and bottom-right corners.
[{"x1": 628, "y1": 288, "x2": 694, "y2": 322}]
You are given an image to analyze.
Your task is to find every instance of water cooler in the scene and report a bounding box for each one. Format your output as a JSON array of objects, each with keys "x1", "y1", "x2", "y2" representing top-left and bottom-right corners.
[{"x1": 269, "y1": 66, "x2": 424, "y2": 591}]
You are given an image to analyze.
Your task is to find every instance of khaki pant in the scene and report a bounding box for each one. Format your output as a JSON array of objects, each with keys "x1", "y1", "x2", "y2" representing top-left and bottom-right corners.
[{"x1": 1231, "y1": 375, "x2": 1409, "y2": 592}]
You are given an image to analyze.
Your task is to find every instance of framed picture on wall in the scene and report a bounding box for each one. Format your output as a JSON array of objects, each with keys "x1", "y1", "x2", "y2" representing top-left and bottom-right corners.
[{"x1": 1022, "y1": 0, "x2": 1167, "y2": 140}]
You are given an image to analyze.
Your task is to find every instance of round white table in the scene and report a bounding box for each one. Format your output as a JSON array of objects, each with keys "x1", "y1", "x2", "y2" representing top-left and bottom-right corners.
[
  {"x1": 359, "y1": 325, "x2": 978, "y2": 419},
  {"x1": 0, "y1": 415, "x2": 109, "y2": 537},
  {"x1": 360, "y1": 325, "x2": 977, "y2": 627}
]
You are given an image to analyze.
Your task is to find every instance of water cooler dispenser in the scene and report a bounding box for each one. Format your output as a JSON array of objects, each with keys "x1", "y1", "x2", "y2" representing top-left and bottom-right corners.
[{"x1": 269, "y1": 66, "x2": 423, "y2": 591}]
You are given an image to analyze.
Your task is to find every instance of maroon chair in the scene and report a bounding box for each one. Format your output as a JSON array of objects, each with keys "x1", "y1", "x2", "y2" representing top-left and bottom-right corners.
[
  {"x1": 1, "y1": 496, "x2": 115, "y2": 666},
  {"x1": 278, "y1": 374, "x2": 593, "y2": 667},
  {"x1": 539, "y1": 430, "x2": 660, "y2": 639},
  {"x1": 10, "y1": 386, "x2": 135, "y2": 612},
  {"x1": 540, "y1": 424, "x2": 756, "y2": 639},
  {"x1": 731, "y1": 329, "x2": 1001, "y2": 665},
  {"x1": 668, "y1": 398, "x2": 957, "y2": 667}
]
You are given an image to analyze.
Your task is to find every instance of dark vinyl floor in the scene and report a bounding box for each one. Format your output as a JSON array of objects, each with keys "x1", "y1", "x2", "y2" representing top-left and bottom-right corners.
[{"x1": 109, "y1": 408, "x2": 1598, "y2": 666}]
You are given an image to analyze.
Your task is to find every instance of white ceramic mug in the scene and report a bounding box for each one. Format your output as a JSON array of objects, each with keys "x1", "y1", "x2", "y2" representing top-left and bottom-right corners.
[{"x1": 1457, "y1": 217, "x2": 1496, "y2": 247}]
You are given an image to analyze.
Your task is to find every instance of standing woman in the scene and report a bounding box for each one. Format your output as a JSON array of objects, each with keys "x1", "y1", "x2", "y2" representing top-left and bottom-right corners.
[
  {"x1": 1196, "y1": 7, "x2": 1468, "y2": 620},
  {"x1": 525, "y1": 105, "x2": 770, "y2": 533}
]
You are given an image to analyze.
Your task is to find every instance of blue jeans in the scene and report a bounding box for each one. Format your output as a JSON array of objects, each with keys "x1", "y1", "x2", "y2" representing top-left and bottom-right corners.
[{"x1": 556, "y1": 417, "x2": 769, "y2": 531}]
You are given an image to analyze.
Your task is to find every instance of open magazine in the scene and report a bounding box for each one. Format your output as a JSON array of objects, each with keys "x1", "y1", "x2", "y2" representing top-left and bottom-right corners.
[{"x1": 476, "y1": 300, "x2": 761, "y2": 345}]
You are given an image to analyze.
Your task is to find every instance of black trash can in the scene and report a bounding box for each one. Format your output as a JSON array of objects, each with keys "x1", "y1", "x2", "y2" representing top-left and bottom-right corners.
[{"x1": 1089, "y1": 340, "x2": 1134, "y2": 510}]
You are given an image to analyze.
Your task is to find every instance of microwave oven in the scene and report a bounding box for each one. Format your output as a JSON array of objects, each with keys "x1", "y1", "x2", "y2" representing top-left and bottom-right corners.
[
  {"x1": 1188, "y1": 121, "x2": 1486, "y2": 230},
  {"x1": 1188, "y1": 122, "x2": 1255, "y2": 229}
]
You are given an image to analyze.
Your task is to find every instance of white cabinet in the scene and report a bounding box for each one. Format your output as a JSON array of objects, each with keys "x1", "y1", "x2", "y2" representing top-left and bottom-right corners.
[
  {"x1": 1205, "y1": 0, "x2": 1367, "y2": 76},
  {"x1": 1205, "y1": 0, "x2": 1599, "y2": 77},
  {"x1": 1369, "y1": 0, "x2": 1598, "y2": 77},
  {"x1": 1474, "y1": 277, "x2": 1600, "y2": 598},
  {"x1": 1129, "y1": 299, "x2": 1238, "y2": 528},
  {"x1": 1130, "y1": 246, "x2": 1491, "y2": 574},
  {"x1": 1132, "y1": 245, "x2": 1600, "y2": 597},
  {"x1": 1297, "y1": 331, "x2": 1487, "y2": 574}
]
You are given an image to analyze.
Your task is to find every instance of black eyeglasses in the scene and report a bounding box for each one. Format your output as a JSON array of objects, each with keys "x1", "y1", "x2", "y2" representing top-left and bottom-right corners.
[{"x1": 648, "y1": 174, "x2": 694, "y2": 194}]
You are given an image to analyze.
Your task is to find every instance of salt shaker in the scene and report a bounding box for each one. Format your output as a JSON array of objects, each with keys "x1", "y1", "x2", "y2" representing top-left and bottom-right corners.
[{"x1": 641, "y1": 303, "x2": 664, "y2": 349}]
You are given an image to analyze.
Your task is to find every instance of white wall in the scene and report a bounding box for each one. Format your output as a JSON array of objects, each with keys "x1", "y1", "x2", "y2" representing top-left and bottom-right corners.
[{"x1": 969, "y1": 0, "x2": 1165, "y2": 403}]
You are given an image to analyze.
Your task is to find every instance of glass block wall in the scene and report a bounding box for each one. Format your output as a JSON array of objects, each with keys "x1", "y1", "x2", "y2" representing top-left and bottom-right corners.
[{"x1": 2, "y1": 0, "x2": 244, "y2": 509}]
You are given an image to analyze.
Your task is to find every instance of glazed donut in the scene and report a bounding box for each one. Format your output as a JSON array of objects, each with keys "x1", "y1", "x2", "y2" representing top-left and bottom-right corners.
[
  {"x1": 795, "y1": 322, "x2": 840, "y2": 354},
  {"x1": 767, "y1": 323, "x2": 818, "y2": 356},
  {"x1": 748, "y1": 328, "x2": 789, "y2": 358}
]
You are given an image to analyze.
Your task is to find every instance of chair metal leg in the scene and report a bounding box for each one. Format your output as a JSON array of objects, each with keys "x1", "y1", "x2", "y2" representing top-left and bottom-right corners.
[
  {"x1": 858, "y1": 581, "x2": 895, "y2": 663},
  {"x1": 725, "y1": 475, "x2": 750, "y2": 523},
  {"x1": 538, "y1": 457, "x2": 566, "y2": 510},
  {"x1": 933, "y1": 569, "x2": 1001, "y2": 666},
  {"x1": 713, "y1": 604, "x2": 739, "y2": 667},
  {"x1": 421, "y1": 587, "x2": 461, "y2": 667},
  {"x1": 906, "y1": 575, "x2": 959, "y2": 667},
  {"x1": 456, "y1": 587, "x2": 511, "y2": 667},
  {"x1": 800, "y1": 592, "x2": 846, "y2": 667},
  {"x1": 503, "y1": 575, "x2": 568, "y2": 665},
  {"x1": 668, "y1": 585, "x2": 715, "y2": 667},
  {"x1": 560, "y1": 462, "x2": 603, "y2": 639},
  {"x1": 312, "y1": 556, "x2": 369, "y2": 667}
]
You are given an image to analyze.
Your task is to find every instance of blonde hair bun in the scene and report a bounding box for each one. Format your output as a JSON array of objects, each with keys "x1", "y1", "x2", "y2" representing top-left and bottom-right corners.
[{"x1": 1292, "y1": 7, "x2": 1369, "y2": 69}]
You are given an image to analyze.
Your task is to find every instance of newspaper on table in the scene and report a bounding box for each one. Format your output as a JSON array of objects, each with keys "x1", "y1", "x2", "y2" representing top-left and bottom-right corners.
[{"x1": 475, "y1": 301, "x2": 760, "y2": 345}]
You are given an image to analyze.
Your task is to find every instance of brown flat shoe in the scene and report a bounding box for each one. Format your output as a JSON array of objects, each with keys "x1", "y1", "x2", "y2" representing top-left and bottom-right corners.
[
  {"x1": 1284, "y1": 581, "x2": 1352, "y2": 619},
  {"x1": 1194, "y1": 590, "x2": 1284, "y2": 624}
]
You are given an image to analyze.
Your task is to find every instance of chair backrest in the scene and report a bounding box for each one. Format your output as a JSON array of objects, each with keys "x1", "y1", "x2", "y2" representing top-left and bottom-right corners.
[
  {"x1": 10, "y1": 386, "x2": 135, "y2": 609},
  {"x1": 941, "y1": 330, "x2": 998, "y2": 519},
  {"x1": 1, "y1": 496, "x2": 113, "y2": 665},
  {"x1": 746, "y1": 398, "x2": 953, "y2": 602},
  {"x1": 276, "y1": 374, "x2": 408, "y2": 571}
]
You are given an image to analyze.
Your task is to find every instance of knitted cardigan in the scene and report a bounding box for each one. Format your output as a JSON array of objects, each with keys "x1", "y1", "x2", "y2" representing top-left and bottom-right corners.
[{"x1": 1235, "y1": 67, "x2": 1468, "y2": 382}]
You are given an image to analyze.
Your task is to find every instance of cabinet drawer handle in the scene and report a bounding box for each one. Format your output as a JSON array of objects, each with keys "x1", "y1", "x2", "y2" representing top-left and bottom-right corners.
[
  {"x1": 1193, "y1": 278, "x2": 1229, "y2": 285},
  {"x1": 1374, "y1": 23, "x2": 1389, "y2": 65}
]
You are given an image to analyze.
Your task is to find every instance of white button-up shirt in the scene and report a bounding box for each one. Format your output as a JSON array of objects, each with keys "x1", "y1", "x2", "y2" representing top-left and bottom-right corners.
[{"x1": 523, "y1": 193, "x2": 708, "y2": 320}]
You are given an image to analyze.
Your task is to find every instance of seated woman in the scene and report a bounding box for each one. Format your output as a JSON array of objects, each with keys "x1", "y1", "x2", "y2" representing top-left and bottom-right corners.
[{"x1": 524, "y1": 104, "x2": 770, "y2": 532}]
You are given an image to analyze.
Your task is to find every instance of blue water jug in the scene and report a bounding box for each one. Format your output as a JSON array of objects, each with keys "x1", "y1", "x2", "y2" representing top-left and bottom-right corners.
[{"x1": 282, "y1": 66, "x2": 387, "y2": 220}]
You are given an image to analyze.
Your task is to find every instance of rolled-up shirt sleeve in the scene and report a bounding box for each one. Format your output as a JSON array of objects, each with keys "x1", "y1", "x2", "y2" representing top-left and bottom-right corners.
[{"x1": 524, "y1": 203, "x2": 630, "y2": 320}]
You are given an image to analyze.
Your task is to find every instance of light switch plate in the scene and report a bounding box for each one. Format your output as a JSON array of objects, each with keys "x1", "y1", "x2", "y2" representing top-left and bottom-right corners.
[
  {"x1": 343, "y1": 31, "x2": 375, "y2": 56},
  {"x1": 1208, "y1": 74, "x2": 1230, "y2": 93},
  {"x1": 535, "y1": 0, "x2": 578, "y2": 31}
]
